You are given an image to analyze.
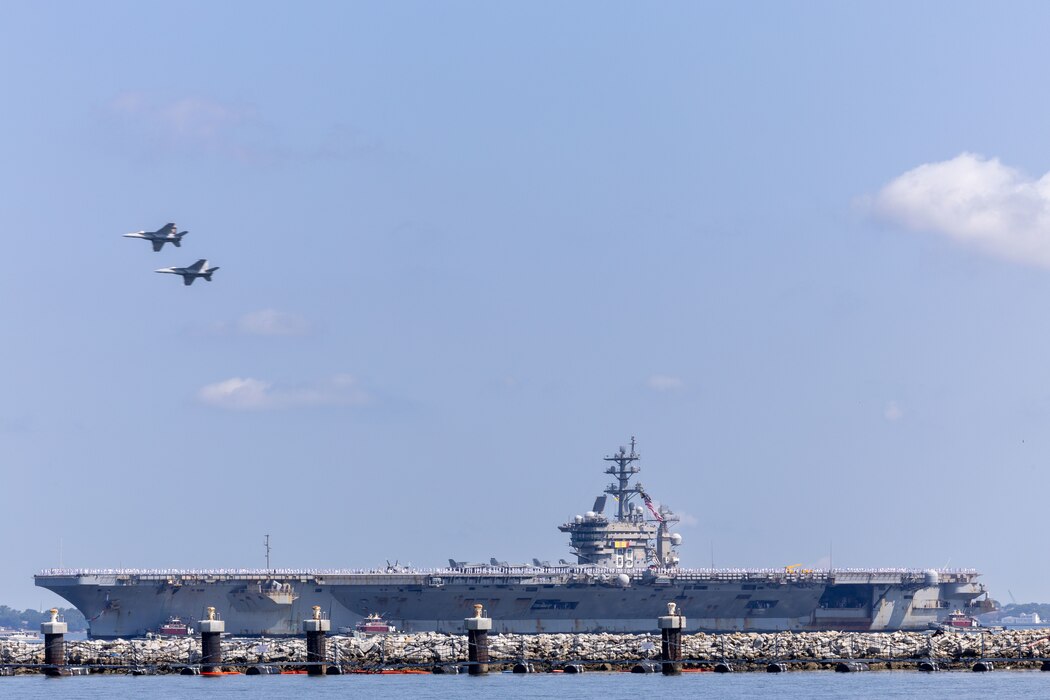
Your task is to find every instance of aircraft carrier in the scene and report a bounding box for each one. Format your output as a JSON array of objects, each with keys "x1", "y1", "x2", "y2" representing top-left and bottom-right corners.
[{"x1": 35, "y1": 440, "x2": 992, "y2": 638}]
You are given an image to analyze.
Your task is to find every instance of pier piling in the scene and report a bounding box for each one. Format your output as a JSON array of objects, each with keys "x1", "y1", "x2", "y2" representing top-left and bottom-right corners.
[
  {"x1": 465, "y1": 603, "x2": 491, "y2": 675},
  {"x1": 198, "y1": 607, "x2": 225, "y2": 674},
  {"x1": 658, "y1": 602, "x2": 686, "y2": 676},
  {"x1": 40, "y1": 608, "x2": 67, "y2": 676},
  {"x1": 303, "y1": 605, "x2": 330, "y2": 676}
]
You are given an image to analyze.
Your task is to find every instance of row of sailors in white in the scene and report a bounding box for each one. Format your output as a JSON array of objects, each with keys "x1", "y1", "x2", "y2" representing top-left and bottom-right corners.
[{"x1": 40, "y1": 566, "x2": 978, "y2": 576}]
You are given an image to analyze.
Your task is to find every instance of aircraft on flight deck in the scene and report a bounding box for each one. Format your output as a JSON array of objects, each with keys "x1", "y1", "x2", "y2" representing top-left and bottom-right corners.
[
  {"x1": 155, "y1": 259, "x2": 219, "y2": 286},
  {"x1": 123, "y1": 223, "x2": 187, "y2": 252}
]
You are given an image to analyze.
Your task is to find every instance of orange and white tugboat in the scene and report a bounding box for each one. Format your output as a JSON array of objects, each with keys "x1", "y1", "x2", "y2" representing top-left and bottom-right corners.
[
  {"x1": 156, "y1": 616, "x2": 194, "y2": 636},
  {"x1": 946, "y1": 609, "x2": 980, "y2": 628},
  {"x1": 353, "y1": 613, "x2": 395, "y2": 635},
  {"x1": 930, "y1": 609, "x2": 982, "y2": 631}
]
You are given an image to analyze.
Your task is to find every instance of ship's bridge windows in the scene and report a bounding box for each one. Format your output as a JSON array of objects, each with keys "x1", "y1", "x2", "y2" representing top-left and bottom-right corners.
[
  {"x1": 746, "y1": 600, "x2": 778, "y2": 610},
  {"x1": 735, "y1": 594, "x2": 752, "y2": 600}
]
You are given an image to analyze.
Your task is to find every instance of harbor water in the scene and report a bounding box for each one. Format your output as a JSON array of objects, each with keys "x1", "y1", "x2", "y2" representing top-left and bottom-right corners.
[{"x1": 6, "y1": 671, "x2": 1050, "y2": 699}]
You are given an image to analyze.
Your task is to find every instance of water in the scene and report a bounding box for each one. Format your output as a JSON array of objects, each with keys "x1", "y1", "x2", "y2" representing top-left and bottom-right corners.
[{"x1": 5, "y1": 671, "x2": 1050, "y2": 699}]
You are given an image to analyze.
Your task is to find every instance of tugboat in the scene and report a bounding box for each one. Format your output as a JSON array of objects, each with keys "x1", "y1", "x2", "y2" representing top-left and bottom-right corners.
[
  {"x1": 353, "y1": 613, "x2": 395, "y2": 635},
  {"x1": 930, "y1": 610, "x2": 981, "y2": 631},
  {"x1": 156, "y1": 616, "x2": 194, "y2": 636},
  {"x1": 946, "y1": 610, "x2": 980, "y2": 628}
]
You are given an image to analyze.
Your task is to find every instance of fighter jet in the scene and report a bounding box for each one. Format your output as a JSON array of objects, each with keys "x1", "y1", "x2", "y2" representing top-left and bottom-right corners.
[
  {"x1": 124, "y1": 223, "x2": 187, "y2": 252},
  {"x1": 155, "y1": 259, "x2": 219, "y2": 286}
]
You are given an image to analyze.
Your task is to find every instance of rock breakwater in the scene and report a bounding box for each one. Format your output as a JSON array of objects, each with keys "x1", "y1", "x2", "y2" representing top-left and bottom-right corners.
[{"x1": 3, "y1": 629, "x2": 1050, "y2": 674}]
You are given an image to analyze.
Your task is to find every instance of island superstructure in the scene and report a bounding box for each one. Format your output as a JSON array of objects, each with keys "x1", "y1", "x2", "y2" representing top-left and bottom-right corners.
[{"x1": 35, "y1": 440, "x2": 992, "y2": 638}]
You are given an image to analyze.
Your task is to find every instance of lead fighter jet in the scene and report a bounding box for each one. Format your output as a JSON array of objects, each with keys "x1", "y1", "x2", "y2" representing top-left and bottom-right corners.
[
  {"x1": 155, "y1": 259, "x2": 220, "y2": 286},
  {"x1": 123, "y1": 223, "x2": 188, "y2": 252}
]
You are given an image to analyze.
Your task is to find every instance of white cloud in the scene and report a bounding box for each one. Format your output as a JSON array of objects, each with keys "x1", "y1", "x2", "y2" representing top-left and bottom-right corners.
[
  {"x1": 236, "y1": 309, "x2": 312, "y2": 336},
  {"x1": 884, "y1": 401, "x2": 903, "y2": 422},
  {"x1": 112, "y1": 93, "x2": 245, "y2": 137},
  {"x1": 872, "y1": 152, "x2": 1050, "y2": 268},
  {"x1": 647, "y1": 375, "x2": 684, "y2": 392},
  {"x1": 673, "y1": 510, "x2": 700, "y2": 527},
  {"x1": 110, "y1": 92, "x2": 257, "y2": 160},
  {"x1": 198, "y1": 374, "x2": 368, "y2": 411}
]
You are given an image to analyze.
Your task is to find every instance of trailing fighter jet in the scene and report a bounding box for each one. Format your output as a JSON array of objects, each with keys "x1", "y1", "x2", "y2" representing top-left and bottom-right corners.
[
  {"x1": 124, "y1": 223, "x2": 187, "y2": 252},
  {"x1": 155, "y1": 259, "x2": 219, "y2": 286}
]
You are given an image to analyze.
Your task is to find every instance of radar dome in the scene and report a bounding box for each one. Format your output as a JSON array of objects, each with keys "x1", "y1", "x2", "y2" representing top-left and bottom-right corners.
[
  {"x1": 925, "y1": 570, "x2": 940, "y2": 586},
  {"x1": 585, "y1": 511, "x2": 596, "y2": 519},
  {"x1": 617, "y1": 574, "x2": 631, "y2": 587},
  {"x1": 670, "y1": 533, "x2": 683, "y2": 545}
]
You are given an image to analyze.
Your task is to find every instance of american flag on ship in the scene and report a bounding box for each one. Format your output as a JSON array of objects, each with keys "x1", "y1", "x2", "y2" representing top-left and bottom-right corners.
[{"x1": 639, "y1": 490, "x2": 664, "y2": 522}]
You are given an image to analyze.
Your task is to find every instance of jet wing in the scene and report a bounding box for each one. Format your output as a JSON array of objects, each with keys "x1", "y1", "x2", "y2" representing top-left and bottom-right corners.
[
  {"x1": 187, "y1": 259, "x2": 207, "y2": 272},
  {"x1": 151, "y1": 240, "x2": 165, "y2": 252},
  {"x1": 157, "y1": 223, "x2": 176, "y2": 235}
]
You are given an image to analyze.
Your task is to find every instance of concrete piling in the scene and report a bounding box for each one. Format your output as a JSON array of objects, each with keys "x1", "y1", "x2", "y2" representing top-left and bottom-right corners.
[
  {"x1": 40, "y1": 608, "x2": 67, "y2": 676},
  {"x1": 198, "y1": 607, "x2": 225, "y2": 674},
  {"x1": 464, "y1": 603, "x2": 491, "y2": 675},
  {"x1": 303, "y1": 605, "x2": 330, "y2": 676},
  {"x1": 657, "y1": 602, "x2": 686, "y2": 676}
]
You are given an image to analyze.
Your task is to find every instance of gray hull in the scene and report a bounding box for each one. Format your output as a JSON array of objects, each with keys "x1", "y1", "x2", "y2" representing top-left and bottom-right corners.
[{"x1": 36, "y1": 567, "x2": 988, "y2": 638}]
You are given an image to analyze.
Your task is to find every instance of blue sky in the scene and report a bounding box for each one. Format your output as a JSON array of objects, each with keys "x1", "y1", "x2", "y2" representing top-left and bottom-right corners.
[{"x1": 3, "y1": 2, "x2": 1050, "y2": 608}]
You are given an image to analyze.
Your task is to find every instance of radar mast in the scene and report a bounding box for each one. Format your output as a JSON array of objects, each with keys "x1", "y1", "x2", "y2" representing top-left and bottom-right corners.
[{"x1": 604, "y1": 436, "x2": 644, "y2": 521}]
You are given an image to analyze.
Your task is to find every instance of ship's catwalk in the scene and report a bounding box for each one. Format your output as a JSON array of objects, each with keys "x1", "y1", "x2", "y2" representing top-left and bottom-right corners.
[{"x1": 35, "y1": 440, "x2": 991, "y2": 637}]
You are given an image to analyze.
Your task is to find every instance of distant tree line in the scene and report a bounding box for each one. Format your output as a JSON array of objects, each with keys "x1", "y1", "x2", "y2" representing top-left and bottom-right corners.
[
  {"x1": 984, "y1": 602, "x2": 1050, "y2": 621},
  {"x1": 0, "y1": 606, "x2": 87, "y2": 631}
]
